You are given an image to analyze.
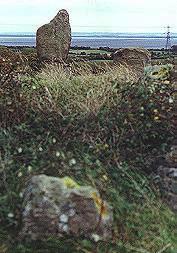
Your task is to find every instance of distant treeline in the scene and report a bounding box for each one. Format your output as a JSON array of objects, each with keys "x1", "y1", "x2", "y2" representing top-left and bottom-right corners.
[
  {"x1": 70, "y1": 46, "x2": 116, "y2": 52},
  {"x1": 5, "y1": 45, "x2": 177, "y2": 52}
]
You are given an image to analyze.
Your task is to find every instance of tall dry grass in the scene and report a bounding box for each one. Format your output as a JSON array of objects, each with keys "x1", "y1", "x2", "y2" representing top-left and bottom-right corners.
[{"x1": 24, "y1": 62, "x2": 139, "y2": 118}]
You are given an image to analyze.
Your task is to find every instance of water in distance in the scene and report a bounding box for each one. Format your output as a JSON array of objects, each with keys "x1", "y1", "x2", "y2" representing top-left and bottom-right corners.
[{"x1": 0, "y1": 32, "x2": 177, "y2": 49}]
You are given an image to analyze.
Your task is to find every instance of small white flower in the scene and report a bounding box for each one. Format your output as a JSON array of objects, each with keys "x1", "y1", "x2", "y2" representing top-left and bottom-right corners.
[
  {"x1": 62, "y1": 224, "x2": 68, "y2": 232},
  {"x1": 18, "y1": 172, "x2": 23, "y2": 177},
  {"x1": 32, "y1": 85, "x2": 36, "y2": 90},
  {"x1": 56, "y1": 151, "x2": 60, "y2": 157},
  {"x1": 18, "y1": 147, "x2": 23, "y2": 153},
  {"x1": 19, "y1": 192, "x2": 23, "y2": 198},
  {"x1": 163, "y1": 80, "x2": 170, "y2": 84},
  {"x1": 169, "y1": 97, "x2": 174, "y2": 103},
  {"x1": 39, "y1": 147, "x2": 43, "y2": 152},
  {"x1": 27, "y1": 165, "x2": 33, "y2": 172},
  {"x1": 69, "y1": 158, "x2": 76, "y2": 166},
  {"x1": 60, "y1": 214, "x2": 68, "y2": 223},
  {"x1": 7, "y1": 101, "x2": 12, "y2": 105},
  {"x1": 52, "y1": 138, "x2": 57, "y2": 143},
  {"x1": 8, "y1": 213, "x2": 14, "y2": 218},
  {"x1": 91, "y1": 234, "x2": 100, "y2": 242}
]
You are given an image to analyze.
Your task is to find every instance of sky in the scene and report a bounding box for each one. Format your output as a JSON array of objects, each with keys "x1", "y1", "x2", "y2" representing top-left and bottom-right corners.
[{"x1": 0, "y1": 0, "x2": 177, "y2": 33}]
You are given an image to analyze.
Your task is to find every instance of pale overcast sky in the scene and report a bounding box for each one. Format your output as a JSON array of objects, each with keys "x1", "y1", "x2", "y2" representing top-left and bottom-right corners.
[{"x1": 0, "y1": 0, "x2": 177, "y2": 33}]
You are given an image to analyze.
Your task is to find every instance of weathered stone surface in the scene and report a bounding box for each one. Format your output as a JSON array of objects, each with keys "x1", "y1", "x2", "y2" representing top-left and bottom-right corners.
[
  {"x1": 166, "y1": 146, "x2": 177, "y2": 167},
  {"x1": 166, "y1": 168, "x2": 177, "y2": 178},
  {"x1": 155, "y1": 144, "x2": 177, "y2": 212},
  {"x1": 113, "y1": 48, "x2": 151, "y2": 78},
  {"x1": 21, "y1": 175, "x2": 113, "y2": 241},
  {"x1": 36, "y1": 9, "x2": 71, "y2": 62},
  {"x1": 157, "y1": 166, "x2": 177, "y2": 178},
  {"x1": 166, "y1": 193, "x2": 177, "y2": 212}
]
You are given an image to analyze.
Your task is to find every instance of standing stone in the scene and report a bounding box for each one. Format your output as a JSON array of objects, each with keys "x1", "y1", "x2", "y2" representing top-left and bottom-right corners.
[
  {"x1": 36, "y1": 9, "x2": 71, "y2": 62},
  {"x1": 113, "y1": 48, "x2": 151, "y2": 79},
  {"x1": 113, "y1": 48, "x2": 151, "y2": 67}
]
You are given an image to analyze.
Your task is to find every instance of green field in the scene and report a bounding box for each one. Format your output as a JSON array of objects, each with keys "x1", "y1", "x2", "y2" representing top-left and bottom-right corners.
[{"x1": 69, "y1": 49, "x2": 110, "y2": 55}]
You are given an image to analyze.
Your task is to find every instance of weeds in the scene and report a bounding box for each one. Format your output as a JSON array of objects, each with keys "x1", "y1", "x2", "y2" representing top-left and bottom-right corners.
[{"x1": 0, "y1": 62, "x2": 177, "y2": 252}]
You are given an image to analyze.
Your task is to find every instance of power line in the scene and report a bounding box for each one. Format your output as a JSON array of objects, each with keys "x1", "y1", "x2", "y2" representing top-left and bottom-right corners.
[{"x1": 165, "y1": 25, "x2": 171, "y2": 50}]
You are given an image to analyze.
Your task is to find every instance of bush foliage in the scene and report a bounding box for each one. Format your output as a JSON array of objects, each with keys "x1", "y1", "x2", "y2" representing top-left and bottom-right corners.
[{"x1": 0, "y1": 62, "x2": 177, "y2": 252}]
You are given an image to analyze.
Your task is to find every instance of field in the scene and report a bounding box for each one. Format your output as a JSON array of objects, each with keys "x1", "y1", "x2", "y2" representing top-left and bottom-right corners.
[
  {"x1": 2, "y1": 45, "x2": 177, "y2": 63},
  {"x1": 69, "y1": 49, "x2": 110, "y2": 54},
  {"x1": 0, "y1": 47, "x2": 177, "y2": 252}
]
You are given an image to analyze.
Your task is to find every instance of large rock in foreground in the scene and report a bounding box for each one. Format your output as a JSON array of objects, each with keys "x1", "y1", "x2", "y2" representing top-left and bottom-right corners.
[
  {"x1": 21, "y1": 175, "x2": 113, "y2": 241},
  {"x1": 113, "y1": 48, "x2": 151, "y2": 79},
  {"x1": 36, "y1": 9, "x2": 71, "y2": 62}
]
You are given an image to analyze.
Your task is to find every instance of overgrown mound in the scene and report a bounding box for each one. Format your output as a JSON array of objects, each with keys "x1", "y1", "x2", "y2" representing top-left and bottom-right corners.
[{"x1": 0, "y1": 63, "x2": 177, "y2": 252}]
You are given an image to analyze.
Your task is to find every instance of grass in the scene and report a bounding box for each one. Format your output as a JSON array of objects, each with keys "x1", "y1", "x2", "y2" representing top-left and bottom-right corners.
[
  {"x1": 0, "y1": 60, "x2": 177, "y2": 252},
  {"x1": 90, "y1": 59, "x2": 113, "y2": 63},
  {"x1": 1, "y1": 125, "x2": 177, "y2": 252},
  {"x1": 23, "y1": 63, "x2": 138, "y2": 117}
]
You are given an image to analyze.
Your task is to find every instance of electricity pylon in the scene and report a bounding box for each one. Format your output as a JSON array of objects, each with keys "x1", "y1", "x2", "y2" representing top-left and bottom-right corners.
[{"x1": 165, "y1": 25, "x2": 171, "y2": 51}]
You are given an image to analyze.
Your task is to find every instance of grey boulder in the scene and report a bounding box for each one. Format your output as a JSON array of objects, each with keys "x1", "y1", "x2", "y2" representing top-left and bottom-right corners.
[{"x1": 21, "y1": 175, "x2": 113, "y2": 241}]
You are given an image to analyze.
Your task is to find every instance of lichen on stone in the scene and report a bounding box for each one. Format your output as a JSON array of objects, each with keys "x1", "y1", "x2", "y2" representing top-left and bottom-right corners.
[
  {"x1": 91, "y1": 191, "x2": 109, "y2": 219},
  {"x1": 145, "y1": 64, "x2": 173, "y2": 81},
  {"x1": 61, "y1": 176, "x2": 80, "y2": 189},
  {"x1": 21, "y1": 174, "x2": 113, "y2": 241}
]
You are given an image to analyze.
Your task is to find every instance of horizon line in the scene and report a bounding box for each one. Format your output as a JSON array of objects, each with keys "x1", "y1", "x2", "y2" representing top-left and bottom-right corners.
[{"x1": 0, "y1": 31, "x2": 176, "y2": 34}]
